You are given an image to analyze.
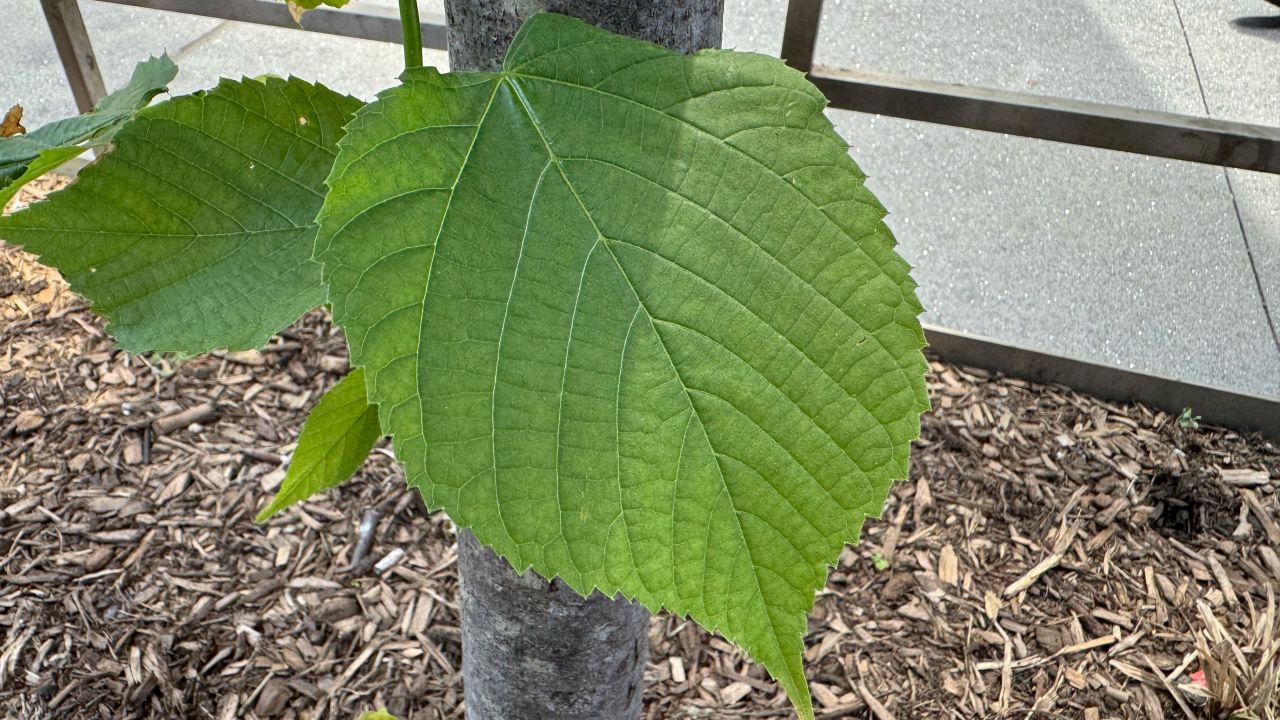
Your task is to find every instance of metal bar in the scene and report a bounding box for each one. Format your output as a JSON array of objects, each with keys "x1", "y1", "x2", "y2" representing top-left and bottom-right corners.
[
  {"x1": 924, "y1": 324, "x2": 1280, "y2": 439},
  {"x1": 811, "y1": 66, "x2": 1280, "y2": 174},
  {"x1": 41, "y1": 0, "x2": 108, "y2": 112},
  {"x1": 89, "y1": 0, "x2": 448, "y2": 49},
  {"x1": 779, "y1": 0, "x2": 822, "y2": 73}
]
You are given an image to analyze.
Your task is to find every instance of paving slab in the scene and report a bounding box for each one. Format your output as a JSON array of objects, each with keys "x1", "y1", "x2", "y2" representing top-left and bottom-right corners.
[
  {"x1": 832, "y1": 110, "x2": 1280, "y2": 398},
  {"x1": 812, "y1": 0, "x2": 1207, "y2": 113},
  {"x1": 798, "y1": 0, "x2": 1280, "y2": 398},
  {"x1": 163, "y1": 0, "x2": 450, "y2": 99},
  {"x1": 1176, "y1": 0, "x2": 1280, "y2": 385},
  {"x1": 162, "y1": 21, "x2": 443, "y2": 101},
  {"x1": 5, "y1": 0, "x2": 449, "y2": 123},
  {"x1": 1230, "y1": 169, "x2": 1280, "y2": 358},
  {"x1": 723, "y1": 0, "x2": 788, "y2": 55},
  {"x1": 1175, "y1": 0, "x2": 1280, "y2": 126}
]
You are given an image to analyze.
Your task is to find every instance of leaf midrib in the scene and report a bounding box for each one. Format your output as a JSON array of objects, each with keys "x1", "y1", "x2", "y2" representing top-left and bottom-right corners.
[
  {"x1": 507, "y1": 70, "x2": 920, "y2": 419},
  {"x1": 500, "y1": 74, "x2": 896, "y2": 509},
  {"x1": 502, "y1": 73, "x2": 796, "y2": 691}
]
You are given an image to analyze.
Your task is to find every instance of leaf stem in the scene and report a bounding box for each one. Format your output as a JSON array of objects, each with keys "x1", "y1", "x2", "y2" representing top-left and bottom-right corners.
[{"x1": 399, "y1": 0, "x2": 423, "y2": 70}]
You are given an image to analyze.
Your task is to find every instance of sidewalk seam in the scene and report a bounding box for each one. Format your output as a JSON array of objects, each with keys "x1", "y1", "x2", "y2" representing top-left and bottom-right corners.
[
  {"x1": 1169, "y1": 0, "x2": 1280, "y2": 358},
  {"x1": 172, "y1": 19, "x2": 232, "y2": 61}
]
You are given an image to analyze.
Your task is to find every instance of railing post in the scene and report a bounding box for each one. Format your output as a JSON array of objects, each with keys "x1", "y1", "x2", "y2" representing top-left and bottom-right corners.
[
  {"x1": 40, "y1": 0, "x2": 108, "y2": 112},
  {"x1": 780, "y1": 0, "x2": 822, "y2": 73}
]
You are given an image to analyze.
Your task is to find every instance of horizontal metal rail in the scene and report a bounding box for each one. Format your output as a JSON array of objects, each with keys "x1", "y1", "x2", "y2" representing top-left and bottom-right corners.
[
  {"x1": 811, "y1": 68, "x2": 1280, "y2": 175},
  {"x1": 924, "y1": 325, "x2": 1280, "y2": 439},
  {"x1": 94, "y1": 0, "x2": 448, "y2": 49},
  {"x1": 781, "y1": 0, "x2": 1280, "y2": 175}
]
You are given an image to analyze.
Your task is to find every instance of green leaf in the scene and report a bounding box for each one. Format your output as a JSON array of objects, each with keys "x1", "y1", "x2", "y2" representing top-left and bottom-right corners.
[
  {"x1": 0, "y1": 55, "x2": 178, "y2": 203},
  {"x1": 317, "y1": 13, "x2": 928, "y2": 718},
  {"x1": 357, "y1": 710, "x2": 397, "y2": 720},
  {"x1": 288, "y1": 0, "x2": 351, "y2": 8},
  {"x1": 0, "y1": 77, "x2": 362, "y2": 353},
  {"x1": 256, "y1": 368, "x2": 382, "y2": 522},
  {"x1": 0, "y1": 146, "x2": 85, "y2": 207}
]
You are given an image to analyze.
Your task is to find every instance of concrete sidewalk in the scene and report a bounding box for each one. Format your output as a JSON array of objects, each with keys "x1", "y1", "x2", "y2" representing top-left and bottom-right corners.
[{"x1": 5, "y1": 0, "x2": 1280, "y2": 400}]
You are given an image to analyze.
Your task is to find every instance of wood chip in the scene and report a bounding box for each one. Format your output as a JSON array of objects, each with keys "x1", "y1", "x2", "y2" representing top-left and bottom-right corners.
[
  {"x1": 5, "y1": 226, "x2": 1277, "y2": 720},
  {"x1": 669, "y1": 656, "x2": 686, "y2": 684},
  {"x1": 1241, "y1": 489, "x2": 1280, "y2": 544},
  {"x1": 1003, "y1": 523, "x2": 1077, "y2": 597},
  {"x1": 1218, "y1": 467, "x2": 1270, "y2": 486},
  {"x1": 938, "y1": 544, "x2": 958, "y2": 586},
  {"x1": 1204, "y1": 553, "x2": 1238, "y2": 608},
  {"x1": 717, "y1": 680, "x2": 751, "y2": 705},
  {"x1": 153, "y1": 403, "x2": 217, "y2": 435},
  {"x1": 857, "y1": 683, "x2": 896, "y2": 720}
]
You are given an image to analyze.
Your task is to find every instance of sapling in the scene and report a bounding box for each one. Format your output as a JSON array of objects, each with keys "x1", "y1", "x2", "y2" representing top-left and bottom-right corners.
[{"x1": 0, "y1": 5, "x2": 928, "y2": 717}]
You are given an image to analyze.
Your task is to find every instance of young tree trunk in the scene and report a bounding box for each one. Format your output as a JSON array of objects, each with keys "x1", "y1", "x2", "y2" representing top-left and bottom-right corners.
[
  {"x1": 444, "y1": 0, "x2": 723, "y2": 72},
  {"x1": 456, "y1": 531, "x2": 649, "y2": 719},
  {"x1": 444, "y1": 3, "x2": 723, "y2": 718}
]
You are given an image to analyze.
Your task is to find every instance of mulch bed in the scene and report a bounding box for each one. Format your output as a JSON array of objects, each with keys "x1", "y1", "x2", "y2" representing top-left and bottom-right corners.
[{"x1": 2, "y1": 178, "x2": 1279, "y2": 719}]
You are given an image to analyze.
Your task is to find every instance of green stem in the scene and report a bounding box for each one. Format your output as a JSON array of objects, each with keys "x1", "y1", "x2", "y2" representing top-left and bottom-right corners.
[{"x1": 399, "y1": 0, "x2": 423, "y2": 69}]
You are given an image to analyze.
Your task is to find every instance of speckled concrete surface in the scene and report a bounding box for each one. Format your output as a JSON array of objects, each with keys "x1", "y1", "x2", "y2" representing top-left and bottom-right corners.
[
  {"x1": 5, "y1": 0, "x2": 437, "y2": 114},
  {"x1": 1173, "y1": 0, "x2": 1280, "y2": 395},
  {"x1": 4, "y1": 0, "x2": 1279, "y2": 398},
  {"x1": 4, "y1": 1, "x2": 220, "y2": 127},
  {"x1": 812, "y1": 0, "x2": 1207, "y2": 113},
  {"x1": 158, "y1": 21, "x2": 436, "y2": 101},
  {"x1": 834, "y1": 111, "x2": 1280, "y2": 398}
]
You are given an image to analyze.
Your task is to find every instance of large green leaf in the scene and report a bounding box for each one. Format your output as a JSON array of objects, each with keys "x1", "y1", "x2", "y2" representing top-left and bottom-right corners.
[
  {"x1": 256, "y1": 368, "x2": 382, "y2": 522},
  {"x1": 0, "y1": 77, "x2": 362, "y2": 353},
  {"x1": 318, "y1": 13, "x2": 928, "y2": 717},
  {"x1": 0, "y1": 55, "x2": 178, "y2": 204}
]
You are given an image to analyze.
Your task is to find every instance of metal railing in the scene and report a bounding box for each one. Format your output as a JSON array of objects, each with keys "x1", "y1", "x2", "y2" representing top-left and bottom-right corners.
[
  {"x1": 39, "y1": 0, "x2": 449, "y2": 112},
  {"x1": 38, "y1": 0, "x2": 1280, "y2": 437}
]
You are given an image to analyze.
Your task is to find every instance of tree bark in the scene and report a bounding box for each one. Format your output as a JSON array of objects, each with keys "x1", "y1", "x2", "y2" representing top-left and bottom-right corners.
[
  {"x1": 444, "y1": 0, "x2": 724, "y2": 72},
  {"x1": 457, "y1": 531, "x2": 650, "y2": 719},
  {"x1": 444, "y1": 3, "x2": 723, "y2": 718}
]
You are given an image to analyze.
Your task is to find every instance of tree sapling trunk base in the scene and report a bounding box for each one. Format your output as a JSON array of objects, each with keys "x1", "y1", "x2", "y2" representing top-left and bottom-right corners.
[{"x1": 457, "y1": 530, "x2": 651, "y2": 720}]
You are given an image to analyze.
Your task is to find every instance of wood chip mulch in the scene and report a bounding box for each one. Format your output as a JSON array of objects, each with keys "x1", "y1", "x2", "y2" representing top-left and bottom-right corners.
[{"x1": 2, "y1": 177, "x2": 1278, "y2": 720}]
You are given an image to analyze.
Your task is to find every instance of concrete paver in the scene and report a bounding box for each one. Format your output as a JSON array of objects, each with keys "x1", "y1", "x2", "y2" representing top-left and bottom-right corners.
[
  {"x1": 834, "y1": 110, "x2": 1280, "y2": 397},
  {"x1": 162, "y1": 22, "x2": 432, "y2": 101},
  {"x1": 1231, "y1": 169, "x2": 1280, "y2": 360},
  {"x1": 812, "y1": 0, "x2": 1208, "y2": 113},
  {"x1": 1175, "y1": 0, "x2": 1280, "y2": 387},
  {"x1": 804, "y1": 0, "x2": 1280, "y2": 398}
]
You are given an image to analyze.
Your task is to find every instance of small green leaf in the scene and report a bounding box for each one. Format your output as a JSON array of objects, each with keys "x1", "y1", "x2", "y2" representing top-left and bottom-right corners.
[
  {"x1": 357, "y1": 710, "x2": 397, "y2": 720},
  {"x1": 288, "y1": 0, "x2": 351, "y2": 8},
  {"x1": 256, "y1": 369, "x2": 381, "y2": 522},
  {"x1": 319, "y1": 14, "x2": 927, "y2": 719},
  {"x1": 0, "y1": 55, "x2": 178, "y2": 202},
  {"x1": 0, "y1": 76, "x2": 362, "y2": 353},
  {"x1": 0, "y1": 146, "x2": 85, "y2": 207}
]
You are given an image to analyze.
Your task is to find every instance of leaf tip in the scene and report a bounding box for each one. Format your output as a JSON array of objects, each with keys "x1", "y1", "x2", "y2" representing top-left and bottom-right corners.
[{"x1": 254, "y1": 502, "x2": 281, "y2": 524}]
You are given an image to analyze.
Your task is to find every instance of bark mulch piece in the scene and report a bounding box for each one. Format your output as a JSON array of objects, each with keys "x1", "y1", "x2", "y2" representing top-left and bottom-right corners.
[{"x1": 3, "y1": 178, "x2": 1279, "y2": 719}]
